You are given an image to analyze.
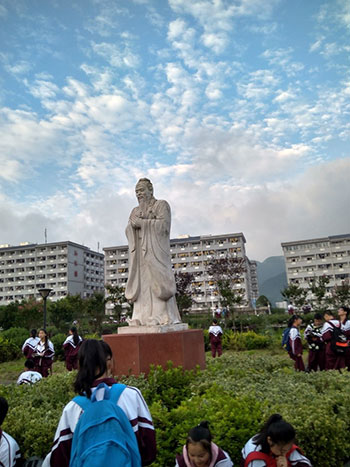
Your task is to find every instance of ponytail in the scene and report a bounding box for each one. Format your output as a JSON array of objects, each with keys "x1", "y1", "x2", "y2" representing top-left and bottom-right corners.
[
  {"x1": 288, "y1": 315, "x2": 301, "y2": 328},
  {"x1": 253, "y1": 414, "x2": 295, "y2": 453},
  {"x1": 186, "y1": 421, "x2": 212, "y2": 456},
  {"x1": 74, "y1": 339, "x2": 110, "y2": 398},
  {"x1": 70, "y1": 326, "x2": 80, "y2": 346}
]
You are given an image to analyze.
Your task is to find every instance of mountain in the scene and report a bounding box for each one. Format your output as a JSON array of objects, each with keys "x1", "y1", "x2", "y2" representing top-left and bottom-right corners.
[{"x1": 255, "y1": 256, "x2": 288, "y2": 306}]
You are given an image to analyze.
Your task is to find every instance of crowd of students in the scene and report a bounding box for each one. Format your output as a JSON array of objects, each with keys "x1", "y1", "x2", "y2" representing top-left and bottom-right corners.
[
  {"x1": 286, "y1": 305, "x2": 350, "y2": 372},
  {"x1": 2, "y1": 337, "x2": 314, "y2": 467}
]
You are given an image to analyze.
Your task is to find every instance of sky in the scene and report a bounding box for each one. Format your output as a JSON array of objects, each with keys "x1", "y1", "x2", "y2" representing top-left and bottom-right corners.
[{"x1": 0, "y1": 0, "x2": 349, "y2": 262}]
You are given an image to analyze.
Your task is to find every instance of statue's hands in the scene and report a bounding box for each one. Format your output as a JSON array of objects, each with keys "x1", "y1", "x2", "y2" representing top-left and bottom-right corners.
[{"x1": 130, "y1": 212, "x2": 142, "y2": 228}]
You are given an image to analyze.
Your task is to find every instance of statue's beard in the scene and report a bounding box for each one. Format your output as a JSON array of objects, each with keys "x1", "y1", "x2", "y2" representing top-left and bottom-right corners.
[{"x1": 139, "y1": 199, "x2": 150, "y2": 212}]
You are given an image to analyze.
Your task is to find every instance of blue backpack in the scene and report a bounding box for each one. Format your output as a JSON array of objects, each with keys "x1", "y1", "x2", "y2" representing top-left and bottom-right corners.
[
  {"x1": 69, "y1": 383, "x2": 141, "y2": 467},
  {"x1": 281, "y1": 327, "x2": 291, "y2": 352}
]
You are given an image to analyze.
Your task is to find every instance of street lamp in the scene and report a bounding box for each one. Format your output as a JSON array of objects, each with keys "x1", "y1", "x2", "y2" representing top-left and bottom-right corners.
[{"x1": 38, "y1": 288, "x2": 53, "y2": 329}]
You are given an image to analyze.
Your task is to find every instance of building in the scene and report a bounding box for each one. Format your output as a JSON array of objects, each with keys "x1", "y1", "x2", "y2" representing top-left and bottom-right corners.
[
  {"x1": 0, "y1": 241, "x2": 104, "y2": 305},
  {"x1": 104, "y1": 232, "x2": 259, "y2": 314},
  {"x1": 281, "y1": 233, "x2": 350, "y2": 294}
]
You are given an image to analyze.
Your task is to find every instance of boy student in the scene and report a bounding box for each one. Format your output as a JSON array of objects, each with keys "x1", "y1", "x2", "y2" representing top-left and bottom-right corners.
[
  {"x1": 321, "y1": 310, "x2": 346, "y2": 370},
  {"x1": 304, "y1": 313, "x2": 325, "y2": 371},
  {"x1": 209, "y1": 319, "x2": 223, "y2": 358},
  {"x1": 0, "y1": 397, "x2": 22, "y2": 466},
  {"x1": 17, "y1": 359, "x2": 42, "y2": 385}
]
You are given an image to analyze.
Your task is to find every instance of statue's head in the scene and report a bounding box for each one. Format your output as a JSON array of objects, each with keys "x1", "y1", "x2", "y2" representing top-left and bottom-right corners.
[{"x1": 135, "y1": 178, "x2": 153, "y2": 203}]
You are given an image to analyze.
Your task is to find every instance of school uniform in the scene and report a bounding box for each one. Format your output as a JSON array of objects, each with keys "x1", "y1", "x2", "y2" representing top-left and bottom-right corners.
[
  {"x1": 62, "y1": 335, "x2": 82, "y2": 371},
  {"x1": 32, "y1": 340, "x2": 55, "y2": 377},
  {"x1": 175, "y1": 442, "x2": 233, "y2": 466},
  {"x1": 304, "y1": 323, "x2": 325, "y2": 371},
  {"x1": 21, "y1": 337, "x2": 40, "y2": 359},
  {"x1": 340, "y1": 318, "x2": 350, "y2": 370},
  {"x1": 288, "y1": 326, "x2": 305, "y2": 371},
  {"x1": 209, "y1": 325, "x2": 223, "y2": 357},
  {"x1": 321, "y1": 320, "x2": 346, "y2": 370},
  {"x1": 16, "y1": 370, "x2": 42, "y2": 385},
  {"x1": 241, "y1": 436, "x2": 312, "y2": 467},
  {"x1": 0, "y1": 428, "x2": 21, "y2": 467},
  {"x1": 42, "y1": 377, "x2": 156, "y2": 467}
]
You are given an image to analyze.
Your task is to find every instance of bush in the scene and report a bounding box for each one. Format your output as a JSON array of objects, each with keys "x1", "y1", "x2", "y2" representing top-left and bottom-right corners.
[
  {"x1": 0, "y1": 327, "x2": 29, "y2": 353},
  {"x1": 222, "y1": 331, "x2": 270, "y2": 350},
  {"x1": 50, "y1": 333, "x2": 67, "y2": 361},
  {"x1": 0, "y1": 337, "x2": 20, "y2": 362}
]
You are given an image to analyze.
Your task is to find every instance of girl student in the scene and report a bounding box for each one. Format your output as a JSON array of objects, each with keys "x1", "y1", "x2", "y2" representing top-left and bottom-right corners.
[
  {"x1": 338, "y1": 305, "x2": 350, "y2": 370},
  {"x1": 241, "y1": 414, "x2": 312, "y2": 467},
  {"x1": 21, "y1": 328, "x2": 40, "y2": 359},
  {"x1": 32, "y1": 328, "x2": 55, "y2": 377},
  {"x1": 288, "y1": 315, "x2": 305, "y2": 371},
  {"x1": 63, "y1": 326, "x2": 82, "y2": 371},
  {"x1": 175, "y1": 420, "x2": 233, "y2": 467},
  {"x1": 42, "y1": 339, "x2": 156, "y2": 467}
]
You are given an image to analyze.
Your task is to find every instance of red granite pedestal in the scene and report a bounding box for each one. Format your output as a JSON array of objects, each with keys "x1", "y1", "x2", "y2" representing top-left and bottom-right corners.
[{"x1": 103, "y1": 329, "x2": 206, "y2": 377}]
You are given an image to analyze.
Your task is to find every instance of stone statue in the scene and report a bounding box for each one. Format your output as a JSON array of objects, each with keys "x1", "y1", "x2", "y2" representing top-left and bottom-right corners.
[{"x1": 125, "y1": 178, "x2": 182, "y2": 326}]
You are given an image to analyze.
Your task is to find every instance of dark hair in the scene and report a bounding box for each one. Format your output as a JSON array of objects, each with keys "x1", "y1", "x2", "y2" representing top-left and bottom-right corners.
[
  {"x1": 39, "y1": 328, "x2": 48, "y2": 349},
  {"x1": 74, "y1": 339, "x2": 111, "y2": 398},
  {"x1": 25, "y1": 359, "x2": 35, "y2": 370},
  {"x1": 314, "y1": 313, "x2": 323, "y2": 321},
  {"x1": 70, "y1": 326, "x2": 80, "y2": 346},
  {"x1": 30, "y1": 329, "x2": 37, "y2": 338},
  {"x1": 212, "y1": 319, "x2": 218, "y2": 324},
  {"x1": 287, "y1": 315, "x2": 301, "y2": 328},
  {"x1": 339, "y1": 306, "x2": 350, "y2": 316},
  {"x1": 186, "y1": 421, "x2": 212, "y2": 457},
  {"x1": 253, "y1": 414, "x2": 295, "y2": 453},
  {"x1": 0, "y1": 397, "x2": 9, "y2": 426},
  {"x1": 323, "y1": 310, "x2": 333, "y2": 318}
]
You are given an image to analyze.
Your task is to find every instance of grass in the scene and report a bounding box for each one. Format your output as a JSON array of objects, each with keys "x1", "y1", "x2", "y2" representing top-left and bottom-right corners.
[{"x1": 0, "y1": 358, "x2": 67, "y2": 385}]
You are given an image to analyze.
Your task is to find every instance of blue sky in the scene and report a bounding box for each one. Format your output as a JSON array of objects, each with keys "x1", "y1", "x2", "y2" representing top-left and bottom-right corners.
[{"x1": 0, "y1": 0, "x2": 349, "y2": 261}]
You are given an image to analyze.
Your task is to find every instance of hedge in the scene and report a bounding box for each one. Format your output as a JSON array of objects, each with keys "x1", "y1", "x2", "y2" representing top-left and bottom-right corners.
[{"x1": 1, "y1": 351, "x2": 350, "y2": 466}]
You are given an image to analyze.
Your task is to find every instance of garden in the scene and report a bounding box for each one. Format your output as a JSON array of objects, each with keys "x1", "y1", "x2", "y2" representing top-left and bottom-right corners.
[{"x1": 1, "y1": 326, "x2": 350, "y2": 466}]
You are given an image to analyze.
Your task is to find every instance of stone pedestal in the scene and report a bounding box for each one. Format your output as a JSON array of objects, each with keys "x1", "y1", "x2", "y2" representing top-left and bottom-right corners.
[
  {"x1": 103, "y1": 329, "x2": 206, "y2": 377},
  {"x1": 118, "y1": 323, "x2": 188, "y2": 334}
]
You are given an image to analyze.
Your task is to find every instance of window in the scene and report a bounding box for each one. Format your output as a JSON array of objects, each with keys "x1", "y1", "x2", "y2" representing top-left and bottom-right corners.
[{"x1": 74, "y1": 271, "x2": 78, "y2": 277}]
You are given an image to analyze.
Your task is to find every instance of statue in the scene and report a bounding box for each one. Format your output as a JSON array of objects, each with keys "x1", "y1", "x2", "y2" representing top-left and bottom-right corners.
[{"x1": 125, "y1": 178, "x2": 182, "y2": 326}]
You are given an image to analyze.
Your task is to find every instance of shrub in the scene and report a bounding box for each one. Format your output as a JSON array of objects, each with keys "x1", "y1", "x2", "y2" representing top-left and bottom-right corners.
[
  {"x1": 50, "y1": 333, "x2": 67, "y2": 361},
  {"x1": 222, "y1": 331, "x2": 270, "y2": 350},
  {"x1": 0, "y1": 337, "x2": 20, "y2": 362},
  {"x1": 0, "y1": 327, "x2": 29, "y2": 353}
]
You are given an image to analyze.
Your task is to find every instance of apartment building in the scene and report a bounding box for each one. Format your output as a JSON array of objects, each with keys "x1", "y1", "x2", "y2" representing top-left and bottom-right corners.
[
  {"x1": 0, "y1": 241, "x2": 104, "y2": 305},
  {"x1": 104, "y1": 232, "x2": 259, "y2": 313},
  {"x1": 281, "y1": 233, "x2": 350, "y2": 293}
]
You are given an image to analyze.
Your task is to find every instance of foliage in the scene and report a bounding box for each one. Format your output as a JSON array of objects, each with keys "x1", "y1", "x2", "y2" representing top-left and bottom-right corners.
[
  {"x1": 105, "y1": 284, "x2": 128, "y2": 322},
  {"x1": 1, "y1": 327, "x2": 30, "y2": 351},
  {"x1": 0, "y1": 337, "x2": 20, "y2": 362},
  {"x1": 174, "y1": 272, "x2": 194, "y2": 317},
  {"x1": 308, "y1": 275, "x2": 330, "y2": 310},
  {"x1": 256, "y1": 295, "x2": 270, "y2": 307},
  {"x1": 84, "y1": 292, "x2": 106, "y2": 334},
  {"x1": 331, "y1": 279, "x2": 350, "y2": 308},
  {"x1": 50, "y1": 333, "x2": 67, "y2": 361},
  {"x1": 281, "y1": 283, "x2": 307, "y2": 308},
  {"x1": 222, "y1": 331, "x2": 270, "y2": 351}
]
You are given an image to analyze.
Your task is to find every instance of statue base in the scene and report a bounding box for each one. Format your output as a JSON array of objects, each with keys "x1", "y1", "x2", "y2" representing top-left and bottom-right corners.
[
  {"x1": 117, "y1": 323, "x2": 188, "y2": 334},
  {"x1": 102, "y1": 329, "x2": 205, "y2": 376}
]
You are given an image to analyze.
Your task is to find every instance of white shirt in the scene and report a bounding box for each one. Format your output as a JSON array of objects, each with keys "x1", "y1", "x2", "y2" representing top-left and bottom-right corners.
[
  {"x1": 0, "y1": 430, "x2": 21, "y2": 467},
  {"x1": 17, "y1": 370, "x2": 43, "y2": 385}
]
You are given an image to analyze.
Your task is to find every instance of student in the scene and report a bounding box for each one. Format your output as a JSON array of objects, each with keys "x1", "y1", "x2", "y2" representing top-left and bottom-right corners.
[
  {"x1": 304, "y1": 313, "x2": 325, "y2": 371},
  {"x1": 21, "y1": 329, "x2": 40, "y2": 359},
  {"x1": 241, "y1": 413, "x2": 312, "y2": 467},
  {"x1": 288, "y1": 315, "x2": 305, "y2": 371},
  {"x1": 209, "y1": 319, "x2": 223, "y2": 358},
  {"x1": 32, "y1": 329, "x2": 55, "y2": 377},
  {"x1": 42, "y1": 339, "x2": 156, "y2": 467},
  {"x1": 0, "y1": 397, "x2": 22, "y2": 466},
  {"x1": 17, "y1": 359, "x2": 42, "y2": 385},
  {"x1": 63, "y1": 326, "x2": 82, "y2": 371},
  {"x1": 338, "y1": 306, "x2": 350, "y2": 370},
  {"x1": 321, "y1": 310, "x2": 346, "y2": 371},
  {"x1": 175, "y1": 420, "x2": 233, "y2": 467}
]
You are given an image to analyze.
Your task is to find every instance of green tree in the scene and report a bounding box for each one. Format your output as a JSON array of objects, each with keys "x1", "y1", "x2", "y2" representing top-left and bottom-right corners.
[
  {"x1": 256, "y1": 295, "x2": 270, "y2": 307},
  {"x1": 174, "y1": 272, "x2": 193, "y2": 318},
  {"x1": 206, "y1": 254, "x2": 246, "y2": 330},
  {"x1": 105, "y1": 284, "x2": 128, "y2": 322},
  {"x1": 85, "y1": 292, "x2": 106, "y2": 334},
  {"x1": 330, "y1": 279, "x2": 350, "y2": 308},
  {"x1": 307, "y1": 275, "x2": 330, "y2": 310},
  {"x1": 281, "y1": 283, "x2": 307, "y2": 309},
  {"x1": 48, "y1": 295, "x2": 85, "y2": 333}
]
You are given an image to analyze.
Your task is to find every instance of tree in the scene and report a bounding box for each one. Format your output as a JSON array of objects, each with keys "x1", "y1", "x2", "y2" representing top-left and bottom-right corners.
[
  {"x1": 85, "y1": 292, "x2": 106, "y2": 334},
  {"x1": 307, "y1": 275, "x2": 330, "y2": 310},
  {"x1": 48, "y1": 295, "x2": 85, "y2": 332},
  {"x1": 330, "y1": 279, "x2": 350, "y2": 308},
  {"x1": 206, "y1": 254, "x2": 247, "y2": 330},
  {"x1": 105, "y1": 284, "x2": 128, "y2": 322},
  {"x1": 281, "y1": 283, "x2": 307, "y2": 309},
  {"x1": 174, "y1": 272, "x2": 194, "y2": 318},
  {"x1": 256, "y1": 295, "x2": 270, "y2": 307}
]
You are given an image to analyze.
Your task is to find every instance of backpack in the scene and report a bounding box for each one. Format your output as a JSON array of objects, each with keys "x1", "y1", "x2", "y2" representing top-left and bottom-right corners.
[
  {"x1": 244, "y1": 444, "x2": 300, "y2": 467},
  {"x1": 329, "y1": 322, "x2": 349, "y2": 355},
  {"x1": 281, "y1": 327, "x2": 291, "y2": 352},
  {"x1": 69, "y1": 383, "x2": 141, "y2": 467}
]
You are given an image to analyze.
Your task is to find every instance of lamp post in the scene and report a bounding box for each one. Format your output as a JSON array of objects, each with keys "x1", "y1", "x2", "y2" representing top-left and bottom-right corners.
[{"x1": 38, "y1": 288, "x2": 52, "y2": 329}]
